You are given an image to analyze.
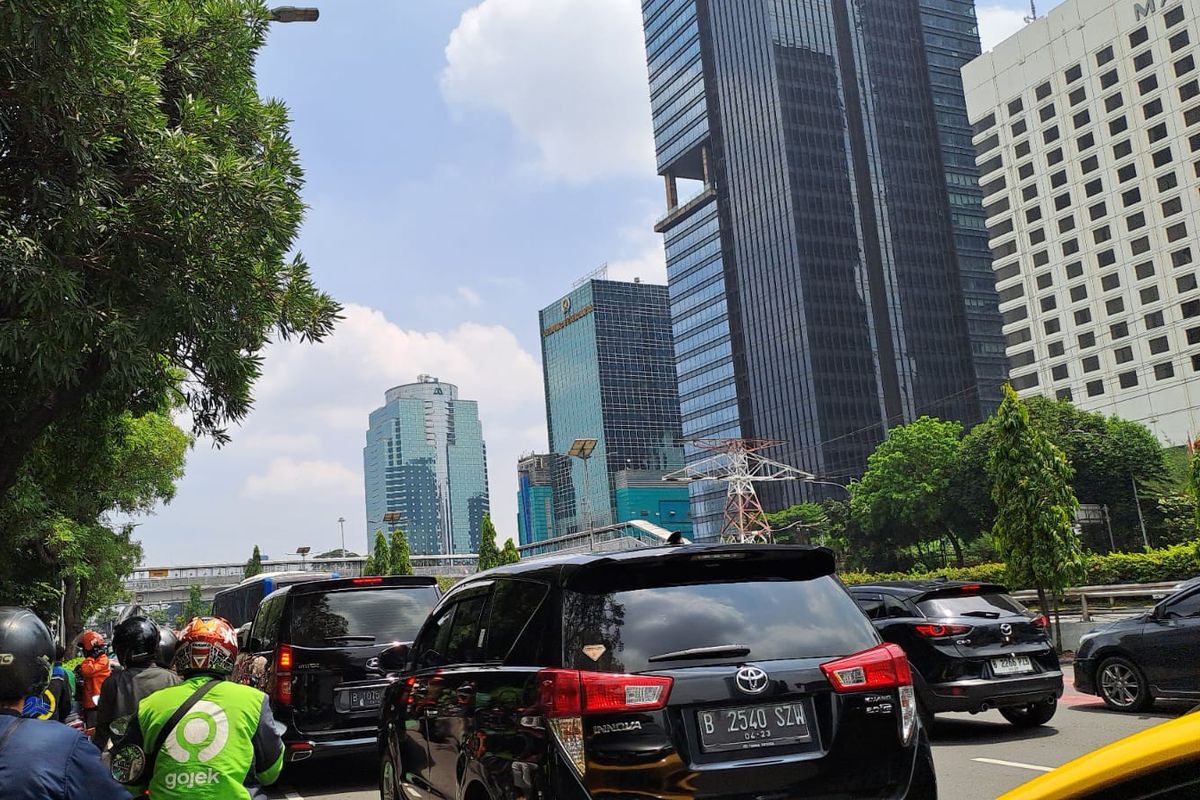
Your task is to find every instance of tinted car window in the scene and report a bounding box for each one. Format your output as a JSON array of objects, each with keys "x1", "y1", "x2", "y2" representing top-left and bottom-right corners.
[
  {"x1": 563, "y1": 577, "x2": 879, "y2": 673},
  {"x1": 484, "y1": 579, "x2": 548, "y2": 662},
  {"x1": 444, "y1": 594, "x2": 489, "y2": 664},
  {"x1": 917, "y1": 593, "x2": 1026, "y2": 618},
  {"x1": 415, "y1": 605, "x2": 456, "y2": 668},
  {"x1": 288, "y1": 587, "x2": 438, "y2": 647},
  {"x1": 251, "y1": 594, "x2": 285, "y2": 650},
  {"x1": 854, "y1": 594, "x2": 885, "y2": 620},
  {"x1": 1165, "y1": 591, "x2": 1200, "y2": 618}
]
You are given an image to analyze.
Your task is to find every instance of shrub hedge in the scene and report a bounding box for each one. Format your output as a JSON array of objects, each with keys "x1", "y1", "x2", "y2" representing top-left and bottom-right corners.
[{"x1": 840, "y1": 540, "x2": 1200, "y2": 590}]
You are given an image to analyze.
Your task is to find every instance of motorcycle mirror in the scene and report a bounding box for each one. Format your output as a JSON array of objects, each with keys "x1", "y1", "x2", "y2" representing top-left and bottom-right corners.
[{"x1": 110, "y1": 715, "x2": 129, "y2": 738}]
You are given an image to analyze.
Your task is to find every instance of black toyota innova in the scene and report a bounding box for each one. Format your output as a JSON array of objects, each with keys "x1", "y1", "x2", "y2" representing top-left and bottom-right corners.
[{"x1": 376, "y1": 544, "x2": 936, "y2": 800}]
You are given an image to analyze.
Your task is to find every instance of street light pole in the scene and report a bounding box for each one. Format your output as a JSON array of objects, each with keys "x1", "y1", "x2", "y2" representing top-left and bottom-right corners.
[
  {"x1": 337, "y1": 516, "x2": 346, "y2": 556},
  {"x1": 568, "y1": 438, "x2": 600, "y2": 534},
  {"x1": 1130, "y1": 476, "x2": 1150, "y2": 549}
]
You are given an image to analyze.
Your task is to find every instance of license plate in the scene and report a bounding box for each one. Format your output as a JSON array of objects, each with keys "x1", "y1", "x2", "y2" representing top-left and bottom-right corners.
[
  {"x1": 696, "y1": 702, "x2": 812, "y2": 753},
  {"x1": 992, "y1": 655, "x2": 1034, "y2": 676},
  {"x1": 346, "y1": 688, "x2": 383, "y2": 710}
]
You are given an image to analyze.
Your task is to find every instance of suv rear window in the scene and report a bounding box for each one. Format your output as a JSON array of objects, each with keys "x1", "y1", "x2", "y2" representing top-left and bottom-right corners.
[
  {"x1": 288, "y1": 586, "x2": 439, "y2": 647},
  {"x1": 563, "y1": 577, "x2": 878, "y2": 673},
  {"x1": 917, "y1": 592, "x2": 1026, "y2": 619}
]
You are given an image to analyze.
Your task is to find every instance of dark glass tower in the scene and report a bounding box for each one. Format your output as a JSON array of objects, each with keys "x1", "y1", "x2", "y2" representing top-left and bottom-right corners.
[{"x1": 643, "y1": 0, "x2": 1005, "y2": 540}]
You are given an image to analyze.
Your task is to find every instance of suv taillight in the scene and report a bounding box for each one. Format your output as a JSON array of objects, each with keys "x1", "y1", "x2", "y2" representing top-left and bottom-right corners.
[
  {"x1": 1031, "y1": 613, "x2": 1049, "y2": 630},
  {"x1": 821, "y1": 643, "x2": 917, "y2": 745},
  {"x1": 537, "y1": 668, "x2": 673, "y2": 775},
  {"x1": 271, "y1": 645, "x2": 293, "y2": 706},
  {"x1": 913, "y1": 623, "x2": 972, "y2": 638}
]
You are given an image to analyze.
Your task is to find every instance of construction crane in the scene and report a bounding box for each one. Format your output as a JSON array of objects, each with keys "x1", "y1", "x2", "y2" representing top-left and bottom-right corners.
[{"x1": 664, "y1": 439, "x2": 815, "y2": 544}]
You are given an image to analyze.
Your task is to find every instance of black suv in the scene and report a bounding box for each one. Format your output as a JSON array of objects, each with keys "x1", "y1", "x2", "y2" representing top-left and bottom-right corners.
[
  {"x1": 1074, "y1": 576, "x2": 1200, "y2": 711},
  {"x1": 377, "y1": 544, "x2": 936, "y2": 800},
  {"x1": 231, "y1": 575, "x2": 440, "y2": 763},
  {"x1": 849, "y1": 581, "x2": 1062, "y2": 728}
]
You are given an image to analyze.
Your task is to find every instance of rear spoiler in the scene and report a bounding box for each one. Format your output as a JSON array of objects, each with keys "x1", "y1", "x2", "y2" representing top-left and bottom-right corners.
[
  {"x1": 916, "y1": 583, "x2": 1009, "y2": 602},
  {"x1": 288, "y1": 575, "x2": 438, "y2": 594},
  {"x1": 565, "y1": 545, "x2": 836, "y2": 594}
]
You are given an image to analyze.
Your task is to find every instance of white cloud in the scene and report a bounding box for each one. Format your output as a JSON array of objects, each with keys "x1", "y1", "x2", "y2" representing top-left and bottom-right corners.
[
  {"x1": 978, "y1": 5, "x2": 1029, "y2": 51},
  {"x1": 135, "y1": 304, "x2": 546, "y2": 564},
  {"x1": 608, "y1": 235, "x2": 667, "y2": 285},
  {"x1": 441, "y1": 0, "x2": 655, "y2": 183},
  {"x1": 457, "y1": 286, "x2": 483, "y2": 307},
  {"x1": 244, "y1": 458, "x2": 360, "y2": 498}
]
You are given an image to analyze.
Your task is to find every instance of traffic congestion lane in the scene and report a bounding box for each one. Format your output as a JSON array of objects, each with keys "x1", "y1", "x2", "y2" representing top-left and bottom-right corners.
[{"x1": 271, "y1": 669, "x2": 1191, "y2": 800}]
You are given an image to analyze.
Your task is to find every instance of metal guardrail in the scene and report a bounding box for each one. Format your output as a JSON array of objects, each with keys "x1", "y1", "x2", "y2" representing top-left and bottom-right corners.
[{"x1": 1011, "y1": 581, "x2": 1183, "y2": 622}]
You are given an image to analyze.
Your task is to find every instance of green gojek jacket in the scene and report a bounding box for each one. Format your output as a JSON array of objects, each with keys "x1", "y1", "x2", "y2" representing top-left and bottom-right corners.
[{"x1": 125, "y1": 676, "x2": 284, "y2": 799}]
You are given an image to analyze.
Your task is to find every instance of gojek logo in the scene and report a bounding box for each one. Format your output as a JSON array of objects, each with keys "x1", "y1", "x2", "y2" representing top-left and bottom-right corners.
[{"x1": 162, "y1": 700, "x2": 230, "y2": 790}]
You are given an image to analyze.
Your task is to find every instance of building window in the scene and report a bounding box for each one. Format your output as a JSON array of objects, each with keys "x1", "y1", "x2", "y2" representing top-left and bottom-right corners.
[
  {"x1": 1115, "y1": 346, "x2": 1135, "y2": 364},
  {"x1": 1062, "y1": 238, "x2": 1080, "y2": 256},
  {"x1": 1145, "y1": 310, "x2": 1166, "y2": 328},
  {"x1": 1052, "y1": 363, "x2": 1069, "y2": 381},
  {"x1": 1187, "y1": 106, "x2": 1200, "y2": 126},
  {"x1": 1065, "y1": 63, "x2": 1083, "y2": 83},
  {"x1": 1045, "y1": 317, "x2": 1062, "y2": 334},
  {"x1": 1011, "y1": 373, "x2": 1040, "y2": 391},
  {"x1": 1167, "y1": 222, "x2": 1189, "y2": 242},
  {"x1": 1077, "y1": 131, "x2": 1096, "y2": 151},
  {"x1": 1075, "y1": 308, "x2": 1093, "y2": 325},
  {"x1": 1105, "y1": 92, "x2": 1125, "y2": 113},
  {"x1": 1170, "y1": 30, "x2": 1190, "y2": 53},
  {"x1": 973, "y1": 113, "x2": 997, "y2": 134},
  {"x1": 1118, "y1": 371, "x2": 1139, "y2": 388},
  {"x1": 1158, "y1": 171, "x2": 1179, "y2": 191},
  {"x1": 999, "y1": 283, "x2": 1025, "y2": 303},
  {"x1": 1082, "y1": 355, "x2": 1101, "y2": 372},
  {"x1": 1070, "y1": 284, "x2": 1089, "y2": 302},
  {"x1": 1051, "y1": 169, "x2": 1068, "y2": 188},
  {"x1": 1033, "y1": 250, "x2": 1051, "y2": 267},
  {"x1": 1006, "y1": 327, "x2": 1032, "y2": 347},
  {"x1": 1047, "y1": 147, "x2": 1064, "y2": 165},
  {"x1": 1182, "y1": 80, "x2": 1200, "y2": 101},
  {"x1": 1036, "y1": 272, "x2": 1054, "y2": 290},
  {"x1": 1152, "y1": 147, "x2": 1174, "y2": 167},
  {"x1": 1113, "y1": 139, "x2": 1134, "y2": 159},
  {"x1": 1135, "y1": 52, "x2": 1155, "y2": 74},
  {"x1": 1081, "y1": 155, "x2": 1100, "y2": 174},
  {"x1": 1131, "y1": 236, "x2": 1152, "y2": 255},
  {"x1": 1175, "y1": 54, "x2": 1195, "y2": 77},
  {"x1": 1009, "y1": 97, "x2": 1025, "y2": 115},
  {"x1": 1098, "y1": 249, "x2": 1117, "y2": 268},
  {"x1": 1094, "y1": 225, "x2": 1113, "y2": 244},
  {"x1": 1070, "y1": 86, "x2": 1088, "y2": 106},
  {"x1": 1165, "y1": 5, "x2": 1185, "y2": 26},
  {"x1": 1057, "y1": 388, "x2": 1074, "y2": 401},
  {"x1": 1172, "y1": 248, "x2": 1194, "y2": 267},
  {"x1": 1110, "y1": 115, "x2": 1129, "y2": 134},
  {"x1": 1122, "y1": 187, "x2": 1142, "y2": 206},
  {"x1": 1147, "y1": 122, "x2": 1169, "y2": 144},
  {"x1": 1086, "y1": 379, "x2": 1105, "y2": 397},
  {"x1": 1193, "y1": 354, "x2": 1200, "y2": 372},
  {"x1": 1111, "y1": 321, "x2": 1130, "y2": 339},
  {"x1": 1101, "y1": 273, "x2": 1121, "y2": 292},
  {"x1": 1048, "y1": 340, "x2": 1066, "y2": 357},
  {"x1": 1085, "y1": 179, "x2": 1104, "y2": 198},
  {"x1": 1127, "y1": 212, "x2": 1147, "y2": 232},
  {"x1": 1106, "y1": 297, "x2": 1125, "y2": 315},
  {"x1": 1131, "y1": 26, "x2": 1150, "y2": 47},
  {"x1": 1022, "y1": 184, "x2": 1039, "y2": 201},
  {"x1": 1190, "y1": 326, "x2": 1200, "y2": 345},
  {"x1": 1039, "y1": 103, "x2": 1057, "y2": 122},
  {"x1": 1066, "y1": 261, "x2": 1084, "y2": 279},
  {"x1": 1012, "y1": 118, "x2": 1029, "y2": 136},
  {"x1": 1177, "y1": 273, "x2": 1198, "y2": 292},
  {"x1": 1026, "y1": 206, "x2": 1044, "y2": 225},
  {"x1": 1036, "y1": 81, "x2": 1052, "y2": 101},
  {"x1": 1096, "y1": 45, "x2": 1115, "y2": 66},
  {"x1": 1154, "y1": 362, "x2": 1176, "y2": 380},
  {"x1": 1148, "y1": 335, "x2": 1170, "y2": 354},
  {"x1": 1059, "y1": 215, "x2": 1077, "y2": 233},
  {"x1": 1163, "y1": 196, "x2": 1184, "y2": 217},
  {"x1": 1054, "y1": 192, "x2": 1071, "y2": 211},
  {"x1": 1134, "y1": 261, "x2": 1156, "y2": 280},
  {"x1": 1044, "y1": 126, "x2": 1061, "y2": 144},
  {"x1": 1090, "y1": 203, "x2": 1108, "y2": 223},
  {"x1": 1040, "y1": 294, "x2": 1058, "y2": 312},
  {"x1": 1101, "y1": 69, "x2": 1120, "y2": 89},
  {"x1": 1019, "y1": 161, "x2": 1036, "y2": 180},
  {"x1": 1118, "y1": 163, "x2": 1138, "y2": 182},
  {"x1": 1143, "y1": 98, "x2": 1164, "y2": 119},
  {"x1": 1141, "y1": 285, "x2": 1161, "y2": 305},
  {"x1": 995, "y1": 262, "x2": 1020, "y2": 281},
  {"x1": 1079, "y1": 331, "x2": 1097, "y2": 349},
  {"x1": 1184, "y1": 299, "x2": 1200, "y2": 318}
]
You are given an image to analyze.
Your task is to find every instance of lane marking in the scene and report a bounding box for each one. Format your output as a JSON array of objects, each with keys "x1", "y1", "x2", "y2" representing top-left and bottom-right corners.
[
  {"x1": 283, "y1": 792, "x2": 304, "y2": 799},
  {"x1": 972, "y1": 757, "x2": 1055, "y2": 773}
]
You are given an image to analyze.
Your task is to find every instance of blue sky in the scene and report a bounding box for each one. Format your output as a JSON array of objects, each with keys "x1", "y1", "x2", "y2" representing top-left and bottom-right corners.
[{"x1": 135, "y1": 0, "x2": 1063, "y2": 566}]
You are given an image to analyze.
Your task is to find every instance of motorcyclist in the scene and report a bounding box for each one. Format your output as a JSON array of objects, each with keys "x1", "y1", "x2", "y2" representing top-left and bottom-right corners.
[
  {"x1": 0, "y1": 607, "x2": 127, "y2": 799},
  {"x1": 49, "y1": 644, "x2": 76, "y2": 722},
  {"x1": 92, "y1": 616, "x2": 182, "y2": 751},
  {"x1": 113, "y1": 616, "x2": 284, "y2": 798},
  {"x1": 156, "y1": 626, "x2": 179, "y2": 670},
  {"x1": 76, "y1": 630, "x2": 111, "y2": 731}
]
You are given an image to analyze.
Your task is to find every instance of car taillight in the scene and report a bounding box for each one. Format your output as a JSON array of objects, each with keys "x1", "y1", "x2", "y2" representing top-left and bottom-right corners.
[
  {"x1": 536, "y1": 668, "x2": 673, "y2": 776},
  {"x1": 822, "y1": 644, "x2": 916, "y2": 745},
  {"x1": 1031, "y1": 614, "x2": 1049, "y2": 630},
  {"x1": 352, "y1": 577, "x2": 384, "y2": 585},
  {"x1": 913, "y1": 623, "x2": 972, "y2": 638},
  {"x1": 271, "y1": 645, "x2": 293, "y2": 706}
]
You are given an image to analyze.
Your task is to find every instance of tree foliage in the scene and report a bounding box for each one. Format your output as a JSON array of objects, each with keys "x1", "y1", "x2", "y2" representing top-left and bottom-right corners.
[
  {"x1": 244, "y1": 545, "x2": 264, "y2": 579},
  {"x1": 176, "y1": 584, "x2": 210, "y2": 629},
  {"x1": 364, "y1": 531, "x2": 390, "y2": 577},
  {"x1": 388, "y1": 529, "x2": 413, "y2": 576},
  {"x1": 1191, "y1": 442, "x2": 1200, "y2": 533},
  {"x1": 0, "y1": 0, "x2": 341, "y2": 502},
  {"x1": 498, "y1": 539, "x2": 521, "y2": 566},
  {"x1": 765, "y1": 503, "x2": 828, "y2": 545},
  {"x1": 989, "y1": 386, "x2": 1086, "y2": 647},
  {"x1": 0, "y1": 397, "x2": 189, "y2": 650},
  {"x1": 477, "y1": 514, "x2": 501, "y2": 571}
]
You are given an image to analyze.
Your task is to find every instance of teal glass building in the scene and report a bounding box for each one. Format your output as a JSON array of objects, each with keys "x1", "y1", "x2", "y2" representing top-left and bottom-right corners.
[
  {"x1": 642, "y1": 0, "x2": 1006, "y2": 540},
  {"x1": 539, "y1": 279, "x2": 692, "y2": 537},
  {"x1": 516, "y1": 453, "x2": 562, "y2": 546},
  {"x1": 363, "y1": 376, "x2": 490, "y2": 556}
]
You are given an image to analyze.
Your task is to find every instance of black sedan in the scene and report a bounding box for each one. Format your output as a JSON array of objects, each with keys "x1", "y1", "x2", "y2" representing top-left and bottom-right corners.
[
  {"x1": 1073, "y1": 576, "x2": 1200, "y2": 711},
  {"x1": 850, "y1": 580, "x2": 1063, "y2": 727}
]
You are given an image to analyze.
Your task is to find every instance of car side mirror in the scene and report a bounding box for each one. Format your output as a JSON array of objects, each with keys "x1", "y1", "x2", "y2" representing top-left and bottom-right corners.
[{"x1": 379, "y1": 643, "x2": 411, "y2": 674}]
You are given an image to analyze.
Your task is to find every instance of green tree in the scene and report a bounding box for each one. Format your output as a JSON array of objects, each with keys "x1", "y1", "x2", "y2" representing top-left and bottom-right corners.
[
  {"x1": 1154, "y1": 493, "x2": 1199, "y2": 546},
  {"x1": 989, "y1": 386, "x2": 1086, "y2": 649},
  {"x1": 363, "y1": 531, "x2": 391, "y2": 577},
  {"x1": 498, "y1": 539, "x2": 521, "y2": 566},
  {"x1": 147, "y1": 607, "x2": 171, "y2": 627},
  {"x1": 176, "y1": 584, "x2": 211, "y2": 629},
  {"x1": 1191, "y1": 441, "x2": 1200, "y2": 533},
  {"x1": 388, "y1": 529, "x2": 413, "y2": 576},
  {"x1": 765, "y1": 503, "x2": 828, "y2": 545},
  {"x1": 0, "y1": 398, "x2": 189, "y2": 648},
  {"x1": 0, "y1": 0, "x2": 340, "y2": 503},
  {"x1": 851, "y1": 417, "x2": 971, "y2": 566},
  {"x1": 477, "y1": 514, "x2": 501, "y2": 571},
  {"x1": 244, "y1": 545, "x2": 264, "y2": 579}
]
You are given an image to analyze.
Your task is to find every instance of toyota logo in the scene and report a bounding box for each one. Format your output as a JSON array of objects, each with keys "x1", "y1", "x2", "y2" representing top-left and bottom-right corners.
[
  {"x1": 735, "y1": 665, "x2": 769, "y2": 695},
  {"x1": 1000, "y1": 623, "x2": 1013, "y2": 639}
]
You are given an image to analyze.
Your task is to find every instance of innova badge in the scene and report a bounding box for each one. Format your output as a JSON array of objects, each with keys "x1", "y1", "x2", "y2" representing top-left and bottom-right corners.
[{"x1": 735, "y1": 665, "x2": 769, "y2": 695}]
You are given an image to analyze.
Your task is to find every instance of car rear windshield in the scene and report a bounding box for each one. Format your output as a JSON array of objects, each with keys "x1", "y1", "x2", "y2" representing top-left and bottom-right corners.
[
  {"x1": 562, "y1": 577, "x2": 878, "y2": 673},
  {"x1": 917, "y1": 592, "x2": 1026, "y2": 618},
  {"x1": 288, "y1": 586, "x2": 439, "y2": 648}
]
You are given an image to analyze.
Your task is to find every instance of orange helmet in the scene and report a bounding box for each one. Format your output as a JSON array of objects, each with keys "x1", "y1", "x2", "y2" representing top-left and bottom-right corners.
[
  {"x1": 79, "y1": 631, "x2": 106, "y2": 657},
  {"x1": 174, "y1": 617, "x2": 238, "y2": 676}
]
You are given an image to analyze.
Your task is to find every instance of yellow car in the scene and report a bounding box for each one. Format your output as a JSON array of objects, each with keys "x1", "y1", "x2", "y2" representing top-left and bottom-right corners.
[{"x1": 998, "y1": 709, "x2": 1200, "y2": 799}]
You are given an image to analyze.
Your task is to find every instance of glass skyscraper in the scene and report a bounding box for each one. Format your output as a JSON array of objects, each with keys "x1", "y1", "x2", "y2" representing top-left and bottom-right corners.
[
  {"x1": 363, "y1": 376, "x2": 490, "y2": 556},
  {"x1": 642, "y1": 0, "x2": 1006, "y2": 539},
  {"x1": 539, "y1": 279, "x2": 693, "y2": 537},
  {"x1": 516, "y1": 452, "x2": 563, "y2": 546}
]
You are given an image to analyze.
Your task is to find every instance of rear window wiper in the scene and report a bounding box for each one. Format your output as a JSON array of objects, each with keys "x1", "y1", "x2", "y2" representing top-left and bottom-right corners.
[
  {"x1": 322, "y1": 635, "x2": 376, "y2": 643},
  {"x1": 648, "y1": 644, "x2": 751, "y2": 662},
  {"x1": 960, "y1": 611, "x2": 1001, "y2": 619}
]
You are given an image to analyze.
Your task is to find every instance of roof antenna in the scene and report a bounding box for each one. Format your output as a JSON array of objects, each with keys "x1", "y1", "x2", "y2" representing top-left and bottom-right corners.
[{"x1": 1024, "y1": 0, "x2": 1038, "y2": 23}]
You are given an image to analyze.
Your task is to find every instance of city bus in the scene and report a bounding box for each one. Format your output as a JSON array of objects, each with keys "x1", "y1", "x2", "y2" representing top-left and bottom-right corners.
[{"x1": 211, "y1": 571, "x2": 334, "y2": 628}]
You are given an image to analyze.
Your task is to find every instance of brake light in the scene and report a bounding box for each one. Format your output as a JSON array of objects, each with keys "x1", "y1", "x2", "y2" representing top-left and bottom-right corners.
[
  {"x1": 913, "y1": 623, "x2": 972, "y2": 638},
  {"x1": 821, "y1": 643, "x2": 912, "y2": 692},
  {"x1": 271, "y1": 645, "x2": 293, "y2": 706},
  {"x1": 822, "y1": 644, "x2": 917, "y2": 745},
  {"x1": 352, "y1": 577, "x2": 384, "y2": 585},
  {"x1": 1031, "y1": 614, "x2": 1049, "y2": 630},
  {"x1": 537, "y1": 668, "x2": 673, "y2": 776},
  {"x1": 960, "y1": 584, "x2": 981, "y2": 592}
]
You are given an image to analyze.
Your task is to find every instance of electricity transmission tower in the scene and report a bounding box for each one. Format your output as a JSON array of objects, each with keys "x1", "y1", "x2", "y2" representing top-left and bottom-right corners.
[{"x1": 664, "y1": 439, "x2": 815, "y2": 544}]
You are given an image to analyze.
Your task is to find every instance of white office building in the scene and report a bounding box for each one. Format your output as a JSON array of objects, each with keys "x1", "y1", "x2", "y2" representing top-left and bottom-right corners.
[{"x1": 963, "y1": 0, "x2": 1200, "y2": 445}]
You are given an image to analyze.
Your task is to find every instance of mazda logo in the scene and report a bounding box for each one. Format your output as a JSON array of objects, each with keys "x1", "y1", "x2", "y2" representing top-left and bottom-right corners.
[
  {"x1": 366, "y1": 657, "x2": 380, "y2": 671},
  {"x1": 735, "y1": 665, "x2": 769, "y2": 695},
  {"x1": 1000, "y1": 623, "x2": 1013, "y2": 639}
]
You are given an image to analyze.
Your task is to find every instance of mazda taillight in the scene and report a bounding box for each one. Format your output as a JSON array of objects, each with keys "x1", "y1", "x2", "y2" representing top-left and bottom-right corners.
[
  {"x1": 271, "y1": 645, "x2": 293, "y2": 706},
  {"x1": 821, "y1": 643, "x2": 917, "y2": 744},
  {"x1": 913, "y1": 623, "x2": 972, "y2": 638},
  {"x1": 537, "y1": 668, "x2": 673, "y2": 776},
  {"x1": 1031, "y1": 614, "x2": 1049, "y2": 630}
]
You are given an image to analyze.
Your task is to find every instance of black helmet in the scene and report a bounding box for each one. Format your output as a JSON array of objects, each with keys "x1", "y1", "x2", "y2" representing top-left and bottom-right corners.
[
  {"x1": 0, "y1": 607, "x2": 54, "y2": 701},
  {"x1": 155, "y1": 627, "x2": 179, "y2": 669},
  {"x1": 113, "y1": 617, "x2": 160, "y2": 667}
]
